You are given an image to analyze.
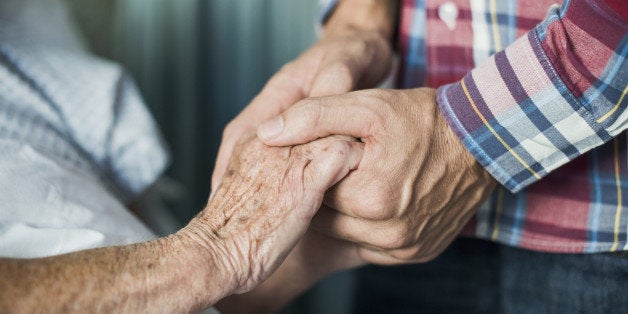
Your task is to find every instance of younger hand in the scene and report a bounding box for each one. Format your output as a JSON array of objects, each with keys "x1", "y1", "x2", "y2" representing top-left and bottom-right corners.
[
  {"x1": 211, "y1": 27, "x2": 392, "y2": 194},
  {"x1": 257, "y1": 88, "x2": 497, "y2": 264}
]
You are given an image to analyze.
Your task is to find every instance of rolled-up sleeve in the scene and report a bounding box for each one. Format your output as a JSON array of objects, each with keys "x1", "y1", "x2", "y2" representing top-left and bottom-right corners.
[{"x1": 437, "y1": 0, "x2": 627, "y2": 192}]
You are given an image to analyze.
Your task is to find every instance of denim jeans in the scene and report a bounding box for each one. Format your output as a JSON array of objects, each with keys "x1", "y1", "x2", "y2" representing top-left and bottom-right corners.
[{"x1": 352, "y1": 238, "x2": 628, "y2": 314}]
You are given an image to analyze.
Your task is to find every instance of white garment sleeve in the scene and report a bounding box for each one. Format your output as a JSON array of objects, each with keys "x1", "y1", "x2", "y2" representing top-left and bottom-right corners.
[{"x1": 0, "y1": 140, "x2": 156, "y2": 258}]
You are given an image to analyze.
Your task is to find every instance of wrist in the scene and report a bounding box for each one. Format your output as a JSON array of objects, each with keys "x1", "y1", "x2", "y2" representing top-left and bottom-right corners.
[
  {"x1": 216, "y1": 233, "x2": 356, "y2": 314},
  {"x1": 324, "y1": 0, "x2": 398, "y2": 42},
  {"x1": 431, "y1": 88, "x2": 497, "y2": 189},
  {"x1": 174, "y1": 219, "x2": 240, "y2": 308}
]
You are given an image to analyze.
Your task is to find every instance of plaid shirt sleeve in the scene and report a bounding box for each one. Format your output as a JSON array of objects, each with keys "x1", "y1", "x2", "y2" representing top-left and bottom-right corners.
[{"x1": 437, "y1": 0, "x2": 627, "y2": 193}]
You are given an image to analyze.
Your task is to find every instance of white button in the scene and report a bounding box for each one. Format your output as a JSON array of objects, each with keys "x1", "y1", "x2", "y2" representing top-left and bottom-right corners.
[{"x1": 439, "y1": 2, "x2": 458, "y2": 30}]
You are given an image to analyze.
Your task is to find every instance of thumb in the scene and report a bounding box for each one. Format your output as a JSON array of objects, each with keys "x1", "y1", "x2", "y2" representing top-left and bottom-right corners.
[
  {"x1": 257, "y1": 95, "x2": 374, "y2": 146},
  {"x1": 309, "y1": 62, "x2": 360, "y2": 97},
  {"x1": 210, "y1": 140, "x2": 235, "y2": 197}
]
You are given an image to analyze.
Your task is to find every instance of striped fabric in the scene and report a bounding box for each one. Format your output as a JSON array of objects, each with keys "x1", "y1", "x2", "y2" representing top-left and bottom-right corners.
[
  {"x1": 324, "y1": 0, "x2": 627, "y2": 253},
  {"x1": 0, "y1": 20, "x2": 170, "y2": 202}
]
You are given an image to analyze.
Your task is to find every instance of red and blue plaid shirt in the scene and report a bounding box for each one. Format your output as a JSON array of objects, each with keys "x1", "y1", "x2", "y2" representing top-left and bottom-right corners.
[{"x1": 324, "y1": 0, "x2": 627, "y2": 253}]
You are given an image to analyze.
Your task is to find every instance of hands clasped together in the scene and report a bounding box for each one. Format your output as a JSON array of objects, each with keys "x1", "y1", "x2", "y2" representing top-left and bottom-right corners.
[
  {"x1": 191, "y1": 135, "x2": 363, "y2": 295},
  {"x1": 212, "y1": 3, "x2": 497, "y2": 310},
  {"x1": 0, "y1": 2, "x2": 497, "y2": 313}
]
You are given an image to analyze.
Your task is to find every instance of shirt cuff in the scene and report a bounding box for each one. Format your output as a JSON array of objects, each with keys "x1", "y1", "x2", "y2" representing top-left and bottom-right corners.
[{"x1": 436, "y1": 30, "x2": 611, "y2": 193}]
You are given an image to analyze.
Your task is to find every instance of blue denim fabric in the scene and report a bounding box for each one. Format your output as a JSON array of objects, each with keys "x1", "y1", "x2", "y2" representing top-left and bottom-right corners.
[{"x1": 352, "y1": 238, "x2": 628, "y2": 314}]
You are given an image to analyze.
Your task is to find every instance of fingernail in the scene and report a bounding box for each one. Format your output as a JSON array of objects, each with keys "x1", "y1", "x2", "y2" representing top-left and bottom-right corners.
[{"x1": 258, "y1": 116, "x2": 284, "y2": 140}]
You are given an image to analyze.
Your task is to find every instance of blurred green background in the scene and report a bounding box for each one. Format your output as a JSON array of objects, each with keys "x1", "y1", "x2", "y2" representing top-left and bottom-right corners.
[{"x1": 63, "y1": 1, "x2": 355, "y2": 313}]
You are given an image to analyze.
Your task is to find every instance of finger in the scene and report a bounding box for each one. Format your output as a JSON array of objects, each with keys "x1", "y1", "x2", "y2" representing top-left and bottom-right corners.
[
  {"x1": 293, "y1": 135, "x2": 357, "y2": 160},
  {"x1": 305, "y1": 140, "x2": 363, "y2": 191},
  {"x1": 367, "y1": 198, "x2": 476, "y2": 264},
  {"x1": 357, "y1": 248, "x2": 418, "y2": 266},
  {"x1": 313, "y1": 214, "x2": 432, "y2": 265},
  {"x1": 211, "y1": 126, "x2": 257, "y2": 197},
  {"x1": 295, "y1": 229, "x2": 365, "y2": 272},
  {"x1": 309, "y1": 37, "x2": 392, "y2": 97},
  {"x1": 211, "y1": 64, "x2": 312, "y2": 195},
  {"x1": 257, "y1": 95, "x2": 376, "y2": 146},
  {"x1": 301, "y1": 141, "x2": 363, "y2": 216},
  {"x1": 311, "y1": 206, "x2": 420, "y2": 251},
  {"x1": 210, "y1": 138, "x2": 236, "y2": 196},
  {"x1": 309, "y1": 60, "x2": 362, "y2": 97},
  {"x1": 264, "y1": 141, "x2": 362, "y2": 279},
  {"x1": 322, "y1": 170, "x2": 398, "y2": 219},
  {"x1": 356, "y1": 241, "x2": 439, "y2": 265}
]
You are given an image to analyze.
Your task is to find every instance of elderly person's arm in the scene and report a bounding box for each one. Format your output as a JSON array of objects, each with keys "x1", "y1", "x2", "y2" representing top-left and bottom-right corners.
[
  {"x1": 216, "y1": 229, "x2": 364, "y2": 314},
  {"x1": 0, "y1": 136, "x2": 362, "y2": 313}
]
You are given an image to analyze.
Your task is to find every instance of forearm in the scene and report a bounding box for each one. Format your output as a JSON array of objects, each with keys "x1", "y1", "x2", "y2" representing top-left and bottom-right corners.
[
  {"x1": 0, "y1": 136, "x2": 360, "y2": 312},
  {"x1": 324, "y1": 0, "x2": 398, "y2": 40},
  {"x1": 216, "y1": 230, "x2": 364, "y2": 314},
  {"x1": 0, "y1": 228, "x2": 229, "y2": 313},
  {"x1": 436, "y1": 0, "x2": 627, "y2": 192},
  {"x1": 216, "y1": 254, "x2": 317, "y2": 314},
  {"x1": 215, "y1": 246, "x2": 327, "y2": 314}
]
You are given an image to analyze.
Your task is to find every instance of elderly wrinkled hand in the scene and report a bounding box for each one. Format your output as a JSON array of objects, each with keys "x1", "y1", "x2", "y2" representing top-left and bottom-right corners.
[
  {"x1": 187, "y1": 135, "x2": 363, "y2": 294},
  {"x1": 0, "y1": 136, "x2": 362, "y2": 313},
  {"x1": 257, "y1": 88, "x2": 497, "y2": 264}
]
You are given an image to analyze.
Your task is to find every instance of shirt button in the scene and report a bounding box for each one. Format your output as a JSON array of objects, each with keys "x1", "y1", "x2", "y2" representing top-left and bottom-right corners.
[{"x1": 438, "y1": 2, "x2": 459, "y2": 30}]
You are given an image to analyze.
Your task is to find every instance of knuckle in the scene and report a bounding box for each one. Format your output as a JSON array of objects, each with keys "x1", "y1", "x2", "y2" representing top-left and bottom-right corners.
[
  {"x1": 374, "y1": 235, "x2": 405, "y2": 251},
  {"x1": 371, "y1": 222, "x2": 413, "y2": 250},
  {"x1": 300, "y1": 140, "x2": 349, "y2": 165},
  {"x1": 354, "y1": 197, "x2": 391, "y2": 220},
  {"x1": 326, "y1": 140, "x2": 350, "y2": 157},
  {"x1": 353, "y1": 91, "x2": 388, "y2": 134},
  {"x1": 235, "y1": 137, "x2": 265, "y2": 159},
  {"x1": 298, "y1": 100, "x2": 323, "y2": 129},
  {"x1": 328, "y1": 62, "x2": 354, "y2": 90},
  {"x1": 222, "y1": 120, "x2": 253, "y2": 146},
  {"x1": 272, "y1": 65, "x2": 298, "y2": 86},
  {"x1": 387, "y1": 223, "x2": 413, "y2": 249},
  {"x1": 249, "y1": 137, "x2": 266, "y2": 149},
  {"x1": 353, "y1": 184, "x2": 397, "y2": 220},
  {"x1": 348, "y1": 38, "x2": 370, "y2": 58},
  {"x1": 389, "y1": 245, "x2": 422, "y2": 261},
  {"x1": 278, "y1": 61, "x2": 295, "y2": 73},
  {"x1": 222, "y1": 121, "x2": 238, "y2": 138},
  {"x1": 362, "y1": 88, "x2": 392, "y2": 104}
]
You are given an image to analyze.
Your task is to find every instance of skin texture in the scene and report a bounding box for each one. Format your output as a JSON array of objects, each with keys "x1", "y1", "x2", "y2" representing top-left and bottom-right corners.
[
  {"x1": 258, "y1": 88, "x2": 497, "y2": 264},
  {"x1": 216, "y1": 229, "x2": 364, "y2": 314},
  {"x1": 212, "y1": 1, "x2": 399, "y2": 312},
  {"x1": 211, "y1": 0, "x2": 398, "y2": 194},
  {"x1": 0, "y1": 136, "x2": 363, "y2": 313},
  {"x1": 194, "y1": 136, "x2": 363, "y2": 294}
]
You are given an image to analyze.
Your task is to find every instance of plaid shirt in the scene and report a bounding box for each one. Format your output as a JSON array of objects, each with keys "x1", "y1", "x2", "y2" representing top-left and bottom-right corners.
[{"x1": 323, "y1": 0, "x2": 627, "y2": 253}]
